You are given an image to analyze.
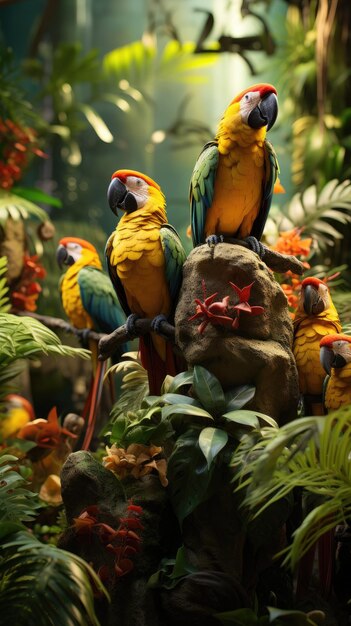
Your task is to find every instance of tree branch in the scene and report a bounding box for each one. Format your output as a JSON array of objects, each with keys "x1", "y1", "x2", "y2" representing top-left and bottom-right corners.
[
  {"x1": 98, "y1": 318, "x2": 175, "y2": 362},
  {"x1": 16, "y1": 310, "x2": 104, "y2": 343},
  {"x1": 222, "y1": 238, "x2": 305, "y2": 275}
]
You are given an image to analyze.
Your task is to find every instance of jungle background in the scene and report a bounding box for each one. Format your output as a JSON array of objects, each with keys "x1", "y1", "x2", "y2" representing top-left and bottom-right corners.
[{"x1": 2, "y1": 0, "x2": 351, "y2": 625}]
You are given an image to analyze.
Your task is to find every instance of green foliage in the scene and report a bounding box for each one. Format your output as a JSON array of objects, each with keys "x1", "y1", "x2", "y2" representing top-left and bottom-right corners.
[
  {"x1": 0, "y1": 451, "x2": 108, "y2": 625},
  {"x1": 0, "y1": 189, "x2": 56, "y2": 226},
  {"x1": 0, "y1": 532, "x2": 108, "y2": 626},
  {"x1": 272, "y1": 178, "x2": 351, "y2": 250},
  {"x1": 0, "y1": 454, "x2": 41, "y2": 524},
  {"x1": 232, "y1": 408, "x2": 351, "y2": 570}
]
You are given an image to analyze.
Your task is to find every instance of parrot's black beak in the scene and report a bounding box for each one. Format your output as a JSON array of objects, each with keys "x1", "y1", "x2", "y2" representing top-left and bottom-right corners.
[
  {"x1": 320, "y1": 345, "x2": 346, "y2": 374},
  {"x1": 303, "y1": 285, "x2": 325, "y2": 315},
  {"x1": 107, "y1": 178, "x2": 138, "y2": 215},
  {"x1": 56, "y1": 244, "x2": 71, "y2": 268},
  {"x1": 248, "y1": 92, "x2": 278, "y2": 131}
]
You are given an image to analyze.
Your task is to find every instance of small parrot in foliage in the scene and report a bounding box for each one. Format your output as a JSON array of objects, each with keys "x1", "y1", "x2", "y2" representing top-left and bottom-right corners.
[
  {"x1": 189, "y1": 83, "x2": 280, "y2": 254},
  {"x1": 106, "y1": 169, "x2": 187, "y2": 395},
  {"x1": 56, "y1": 237, "x2": 126, "y2": 449},
  {"x1": 293, "y1": 277, "x2": 341, "y2": 415},
  {"x1": 0, "y1": 394, "x2": 35, "y2": 440},
  {"x1": 320, "y1": 334, "x2": 351, "y2": 411}
]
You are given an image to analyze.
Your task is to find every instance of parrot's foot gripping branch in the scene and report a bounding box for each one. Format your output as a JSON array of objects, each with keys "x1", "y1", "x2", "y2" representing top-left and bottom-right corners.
[
  {"x1": 151, "y1": 314, "x2": 169, "y2": 339},
  {"x1": 125, "y1": 314, "x2": 141, "y2": 339},
  {"x1": 206, "y1": 234, "x2": 224, "y2": 247},
  {"x1": 244, "y1": 236, "x2": 266, "y2": 259}
]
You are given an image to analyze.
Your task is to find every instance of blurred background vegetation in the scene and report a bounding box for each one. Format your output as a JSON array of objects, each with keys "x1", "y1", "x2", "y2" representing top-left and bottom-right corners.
[{"x1": 1, "y1": 0, "x2": 351, "y2": 317}]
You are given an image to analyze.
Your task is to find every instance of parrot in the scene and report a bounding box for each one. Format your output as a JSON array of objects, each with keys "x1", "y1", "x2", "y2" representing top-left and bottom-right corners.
[
  {"x1": 293, "y1": 277, "x2": 341, "y2": 416},
  {"x1": 106, "y1": 169, "x2": 187, "y2": 395},
  {"x1": 320, "y1": 334, "x2": 351, "y2": 411},
  {"x1": 56, "y1": 236, "x2": 126, "y2": 449},
  {"x1": 293, "y1": 280, "x2": 341, "y2": 601},
  {"x1": 0, "y1": 394, "x2": 35, "y2": 440},
  {"x1": 189, "y1": 83, "x2": 280, "y2": 255}
]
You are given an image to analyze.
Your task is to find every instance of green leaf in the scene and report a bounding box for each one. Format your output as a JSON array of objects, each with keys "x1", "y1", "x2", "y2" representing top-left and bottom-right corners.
[
  {"x1": 192, "y1": 365, "x2": 226, "y2": 414},
  {"x1": 167, "y1": 430, "x2": 215, "y2": 525},
  {"x1": 13, "y1": 187, "x2": 62, "y2": 208},
  {"x1": 167, "y1": 370, "x2": 194, "y2": 393},
  {"x1": 198, "y1": 427, "x2": 228, "y2": 468},
  {"x1": 268, "y1": 606, "x2": 318, "y2": 624},
  {"x1": 78, "y1": 103, "x2": 114, "y2": 143},
  {"x1": 222, "y1": 410, "x2": 259, "y2": 428},
  {"x1": 162, "y1": 403, "x2": 213, "y2": 421},
  {"x1": 224, "y1": 385, "x2": 256, "y2": 411},
  {"x1": 161, "y1": 393, "x2": 201, "y2": 406}
]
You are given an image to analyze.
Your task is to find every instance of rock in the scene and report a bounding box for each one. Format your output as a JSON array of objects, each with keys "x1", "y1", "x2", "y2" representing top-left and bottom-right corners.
[{"x1": 175, "y1": 243, "x2": 299, "y2": 423}]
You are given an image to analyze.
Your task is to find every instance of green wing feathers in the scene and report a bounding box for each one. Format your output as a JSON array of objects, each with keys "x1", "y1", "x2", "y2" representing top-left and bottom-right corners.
[
  {"x1": 190, "y1": 141, "x2": 219, "y2": 246},
  {"x1": 160, "y1": 224, "x2": 187, "y2": 305},
  {"x1": 78, "y1": 266, "x2": 125, "y2": 334}
]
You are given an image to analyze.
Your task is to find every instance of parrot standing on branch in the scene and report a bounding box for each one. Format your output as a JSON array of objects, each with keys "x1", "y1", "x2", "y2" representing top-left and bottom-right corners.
[
  {"x1": 106, "y1": 169, "x2": 187, "y2": 395},
  {"x1": 56, "y1": 237, "x2": 126, "y2": 450},
  {"x1": 189, "y1": 83, "x2": 280, "y2": 255},
  {"x1": 320, "y1": 334, "x2": 351, "y2": 411},
  {"x1": 293, "y1": 277, "x2": 341, "y2": 416}
]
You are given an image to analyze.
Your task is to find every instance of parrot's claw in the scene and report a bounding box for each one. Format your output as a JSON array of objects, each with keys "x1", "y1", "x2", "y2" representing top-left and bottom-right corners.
[
  {"x1": 151, "y1": 314, "x2": 168, "y2": 337},
  {"x1": 75, "y1": 328, "x2": 91, "y2": 347},
  {"x1": 244, "y1": 236, "x2": 266, "y2": 259},
  {"x1": 125, "y1": 314, "x2": 140, "y2": 338},
  {"x1": 206, "y1": 234, "x2": 224, "y2": 247}
]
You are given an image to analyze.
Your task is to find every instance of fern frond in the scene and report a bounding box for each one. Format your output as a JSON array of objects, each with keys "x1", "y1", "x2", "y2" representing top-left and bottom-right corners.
[
  {"x1": 107, "y1": 351, "x2": 149, "y2": 421},
  {"x1": 0, "y1": 454, "x2": 41, "y2": 523},
  {"x1": 0, "y1": 532, "x2": 109, "y2": 626}
]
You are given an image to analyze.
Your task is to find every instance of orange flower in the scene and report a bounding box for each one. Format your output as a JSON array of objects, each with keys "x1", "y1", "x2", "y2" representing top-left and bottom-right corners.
[
  {"x1": 103, "y1": 443, "x2": 168, "y2": 487},
  {"x1": 17, "y1": 406, "x2": 77, "y2": 449},
  {"x1": 272, "y1": 227, "x2": 312, "y2": 258}
]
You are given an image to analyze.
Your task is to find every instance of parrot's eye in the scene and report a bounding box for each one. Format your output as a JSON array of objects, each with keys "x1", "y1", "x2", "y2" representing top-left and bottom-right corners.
[{"x1": 126, "y1": 176, "x2": 144, "y2": 188}]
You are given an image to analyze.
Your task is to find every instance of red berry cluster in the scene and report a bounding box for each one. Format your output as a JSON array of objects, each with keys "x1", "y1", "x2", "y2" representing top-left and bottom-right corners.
[
  {"x1": 0, "y1": 118, "x2": 46, "y2": 190},
  {"x1": 73, "y1": 501, "x2": 144, "y2": 584},
  {"x1": 11, "y1": 253, "x2": 47, "y2": 312}
]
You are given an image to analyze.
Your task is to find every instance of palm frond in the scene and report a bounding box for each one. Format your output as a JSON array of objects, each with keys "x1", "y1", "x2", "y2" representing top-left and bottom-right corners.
[
  {"x1": 273, "y1": 179, "x2": 351, "y2": 249},
  {"x1": 0, "y1": 190, "x2": 52, "y2": 226},
  {"x1": 233, "y1": 409, "x2": 351, "y2": 569},
  {"x1": 0, "y1": 313, "x2": 90, "y2": 367},
  {"x1": 0, "y1": 532, "x2": 109, "y2": 626}
]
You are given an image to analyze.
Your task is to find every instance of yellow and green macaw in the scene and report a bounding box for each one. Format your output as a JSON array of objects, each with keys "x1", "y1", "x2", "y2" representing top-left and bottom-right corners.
[
  {"x1": 56, "y1": 236, "x2": 126, "y2": 449},
  {"x1": 293, "y1": 277, "x2": 341, "y2": 415},
  {"x1": 189, "y1": 83, "x2": 280, "y2": 254},
  {"x1": 106, "y1": 169, "x2": 187, "y2": 395},
  {"x1": 0, "y1": 394, "x2": 35, "y2": 441},
  {"x1": 320, "y1": 334, "x2": 351, "y2": 411}
]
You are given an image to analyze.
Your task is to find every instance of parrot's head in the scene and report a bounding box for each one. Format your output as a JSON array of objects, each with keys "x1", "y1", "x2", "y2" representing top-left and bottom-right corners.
[
  {"x1": 56, "y1": 237, "x2": 98, "y2": 268},
  {"x1": 107, "y1": 169, "x2": 165, "y2": 217},
  {"x1": 297, "y1": 277, "x2": 330, "y2": 316},
  {"x1": 320, "y1": 334, "x2": 351, "y2": 374},
  {"x1": 219, "y1": 83, "x2": 278, "y2": 137},
  {"x1": 5, "y1": 394, "x2": 35, "y2": 421}
]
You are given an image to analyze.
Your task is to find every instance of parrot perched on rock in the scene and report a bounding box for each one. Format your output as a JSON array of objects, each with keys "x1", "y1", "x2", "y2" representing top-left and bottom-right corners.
[
  {"x1": 189, "y1": 83, "x2": 280, "y2": 254},
  {"x1": 56, "y1": 237, "x2": 126, "y2": 449},
  {"x1": 320, "y1": 334, "x2": 351, "y2": 411},
  {"x1": 106, "y1": 169, "x2": 187, "y2": 395},
  {"x1": 293, "y1": 277, "x2": 341, "y2": 416}
]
